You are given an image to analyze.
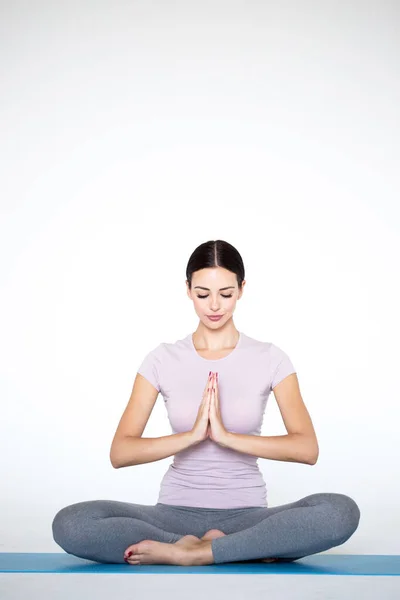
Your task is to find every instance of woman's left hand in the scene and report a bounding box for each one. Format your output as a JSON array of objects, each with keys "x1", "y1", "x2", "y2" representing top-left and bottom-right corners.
[{"x1": 207, "y1": 372, "x2": 229, "y2": 446}]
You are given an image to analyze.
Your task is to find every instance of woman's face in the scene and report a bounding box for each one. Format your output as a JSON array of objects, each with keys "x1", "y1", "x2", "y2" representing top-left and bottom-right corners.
[{"x1": 187, "y1": 267, "x2": 245, "y2": 327}]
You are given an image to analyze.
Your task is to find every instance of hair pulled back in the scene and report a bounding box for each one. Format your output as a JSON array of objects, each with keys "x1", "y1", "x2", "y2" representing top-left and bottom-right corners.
[{"x1": 186, "y1": 240, "x2": 245, "y2": 291}]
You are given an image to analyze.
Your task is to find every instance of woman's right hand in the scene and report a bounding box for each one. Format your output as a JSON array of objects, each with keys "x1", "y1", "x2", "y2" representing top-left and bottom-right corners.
[{"x1": 190, "y1": 372, "x2": 213, "y2": 444}]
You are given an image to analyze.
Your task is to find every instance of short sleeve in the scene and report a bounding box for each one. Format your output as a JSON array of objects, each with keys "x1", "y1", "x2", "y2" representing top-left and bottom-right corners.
[
  {"x1": 137, "y1": 345, "x2": 162, "y2": 392},
  {"x1": 270, "y1": 344, "x2": 296, "y2": 391}
]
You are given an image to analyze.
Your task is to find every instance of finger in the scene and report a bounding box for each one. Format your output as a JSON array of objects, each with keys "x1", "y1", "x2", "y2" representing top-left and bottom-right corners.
[
  {"x1": 206, "y1": 372, "x2": 212, "y2": 389},
  {"x1": 214, "y1": 375, "x2": 218, "y2": 396},
  {"x1": 204, "y1": 373, "x2": 212, "y2": 396}
]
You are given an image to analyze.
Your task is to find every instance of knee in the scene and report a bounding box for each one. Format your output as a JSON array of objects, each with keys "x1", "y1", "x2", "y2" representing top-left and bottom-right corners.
[
  {"x1": 328, "y1": 493, "x2": 361, "y2": 541},
  {"x1": 52, "y1": 502, "x2": 93, "y2": 553},
  {"x1": 52, "y1": 505, "x2": 75, "y2": 551}
]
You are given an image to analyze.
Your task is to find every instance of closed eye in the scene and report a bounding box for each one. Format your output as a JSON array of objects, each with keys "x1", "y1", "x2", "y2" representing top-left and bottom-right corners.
[{"x1": 197, "y1": 294, "x2": 233, "y2": 299}]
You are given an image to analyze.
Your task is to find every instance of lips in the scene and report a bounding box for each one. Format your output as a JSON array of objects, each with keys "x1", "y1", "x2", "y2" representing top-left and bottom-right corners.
[{"x1": 207, "y1": 315, "x2": 223, "y2": 320}]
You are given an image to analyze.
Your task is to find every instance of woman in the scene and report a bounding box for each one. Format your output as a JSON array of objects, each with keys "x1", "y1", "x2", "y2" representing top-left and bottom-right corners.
[{"x1": 52, "y1": 239, "x2": 360, "y2": 566}]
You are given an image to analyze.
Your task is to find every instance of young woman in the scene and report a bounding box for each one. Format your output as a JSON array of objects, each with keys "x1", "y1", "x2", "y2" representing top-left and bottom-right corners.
[{"x1": 52, "y1": 239, "x2": 360, "y2": 566}]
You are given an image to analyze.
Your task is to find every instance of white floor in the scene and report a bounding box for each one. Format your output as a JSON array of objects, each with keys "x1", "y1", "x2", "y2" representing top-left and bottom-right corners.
[{"x1": 1, "y1": 574, "x2": 399, "y2": 600}]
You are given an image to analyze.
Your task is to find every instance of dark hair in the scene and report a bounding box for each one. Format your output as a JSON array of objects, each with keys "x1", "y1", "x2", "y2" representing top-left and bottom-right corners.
[{"x1": 186, "y1": 240, "x2": 245, "y2": 291}]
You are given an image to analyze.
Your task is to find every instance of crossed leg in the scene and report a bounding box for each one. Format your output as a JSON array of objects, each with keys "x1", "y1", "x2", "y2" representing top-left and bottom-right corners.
[
  {"x1": 53, "y1": 492, "x2": 360, "y2": 565},
  {"x1": 124, "y1": 493, "x2": 360, "y2": 565},
  {"x1": 207, "y1": 492, "x2": 361, "y2": 564},
  {"x1": 201, "y1": 529, "x2": 277, "y2": 562}
]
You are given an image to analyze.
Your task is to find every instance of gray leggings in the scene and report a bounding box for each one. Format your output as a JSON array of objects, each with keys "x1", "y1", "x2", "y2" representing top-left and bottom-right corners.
[{"x1": 52, "y1": 492, "x2": 360, "y2": 564}]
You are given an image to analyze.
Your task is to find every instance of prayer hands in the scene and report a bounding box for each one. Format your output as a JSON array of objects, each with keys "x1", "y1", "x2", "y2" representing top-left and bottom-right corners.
[{"x1": 207, "y1": 372, "x2": 229, "y2": 446}]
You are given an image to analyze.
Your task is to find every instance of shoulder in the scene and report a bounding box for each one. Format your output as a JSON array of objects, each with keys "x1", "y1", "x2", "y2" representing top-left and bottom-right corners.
[
  {"x1": 241, "y1": 332, "x2": 291, "y2": 361},
  {"x1": 139, "y1": 341, "x2": 166, "y2": 363},
  {"x1": 139, "y1": 333, "x2": 190, "y2": 363},
  {"x1": 268, "y1": 342, "x2": 296, "y2": 389},
  {"x1": 136, "y1": 342, "x2": 167, "y2": 392},
  {"x1": 268, "y1": 341, "x2": 292, "y2": 362},
  {"x1": 242, "y1": 333, "x2": 296, "y2": 382}
]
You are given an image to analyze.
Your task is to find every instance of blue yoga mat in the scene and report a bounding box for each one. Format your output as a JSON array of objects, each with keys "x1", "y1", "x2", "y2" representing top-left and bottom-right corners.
[{"x1": 0, "y1": 554, "x2": 399, "y2": 575}]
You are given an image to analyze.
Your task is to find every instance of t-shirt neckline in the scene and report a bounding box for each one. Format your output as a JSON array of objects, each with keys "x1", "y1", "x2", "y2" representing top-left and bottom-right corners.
[{"x1": 189, "y1": 331, "x2": 243, "y2": 363}]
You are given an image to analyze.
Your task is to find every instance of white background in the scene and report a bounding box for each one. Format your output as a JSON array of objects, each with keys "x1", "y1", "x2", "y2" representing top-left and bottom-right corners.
[{"x1": 1, "y1": 0, "x2": 399, "y2": 553}]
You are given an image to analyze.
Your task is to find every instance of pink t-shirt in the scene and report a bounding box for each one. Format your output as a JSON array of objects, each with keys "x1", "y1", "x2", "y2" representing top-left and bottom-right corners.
[{"x1": 137, "y1": 331, "x2": 296, "y2": 509}]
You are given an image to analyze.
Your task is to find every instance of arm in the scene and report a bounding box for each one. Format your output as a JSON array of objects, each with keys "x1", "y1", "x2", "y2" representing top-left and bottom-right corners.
[
  {"x1": 221, "y1": 432, "x2": 317, "y2": 464},
  {"x1": 221, "y1": 373, "x2": 319, "y2": 465},
  {"x1": 111, "y1": 431, "x2": 198, "y2": 468},
  {"x1": 110, "y1": 372, "x2": 200, "y2": 468}
]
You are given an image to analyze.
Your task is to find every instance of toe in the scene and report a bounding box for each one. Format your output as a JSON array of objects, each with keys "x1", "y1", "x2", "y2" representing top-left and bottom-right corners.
[
  {"x1": 260, "y1": 558, "x2": 277, "y2": 563},
  {"x1": 202, "y1": 529, "x2": 226, "y2": 540},
  {"x1": 124, "y1": 544, "x2": 138, "y2": 559}
]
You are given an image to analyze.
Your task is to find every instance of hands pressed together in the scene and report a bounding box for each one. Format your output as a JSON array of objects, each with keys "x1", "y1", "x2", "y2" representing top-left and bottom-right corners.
[
  {"x1": 191, "y1": 371, "x2": 229, "y2": 446},
  {"x1": 207, "y1": 372, "x2": 228, "y2": 443}
]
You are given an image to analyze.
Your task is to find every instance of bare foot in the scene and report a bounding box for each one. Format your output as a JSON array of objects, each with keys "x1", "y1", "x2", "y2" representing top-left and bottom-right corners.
[
  {"x1": 124, "y1": 530, "x2": 278, "y2": 565},
  {"x1": 200, "y1": 529, "x2": 277, "y2": 563},
  {"x1": 201, "y1": 529, "x2": 226, "y2": 540},
  {"x1": 260, "y1": 558, "x2": 278, "y2": 563},
  {"x1": 174, "y1": 535, "x2": 203, "y2": 549},
  {"x1": 124, "y1": 535, "x2": 202, "y2": 566}
]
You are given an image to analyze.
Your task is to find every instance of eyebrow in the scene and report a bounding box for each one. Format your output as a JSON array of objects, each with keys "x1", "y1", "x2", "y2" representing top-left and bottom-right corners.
[{"x1": 194, "y1": 286, "x2": 235, "y2": 291}]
